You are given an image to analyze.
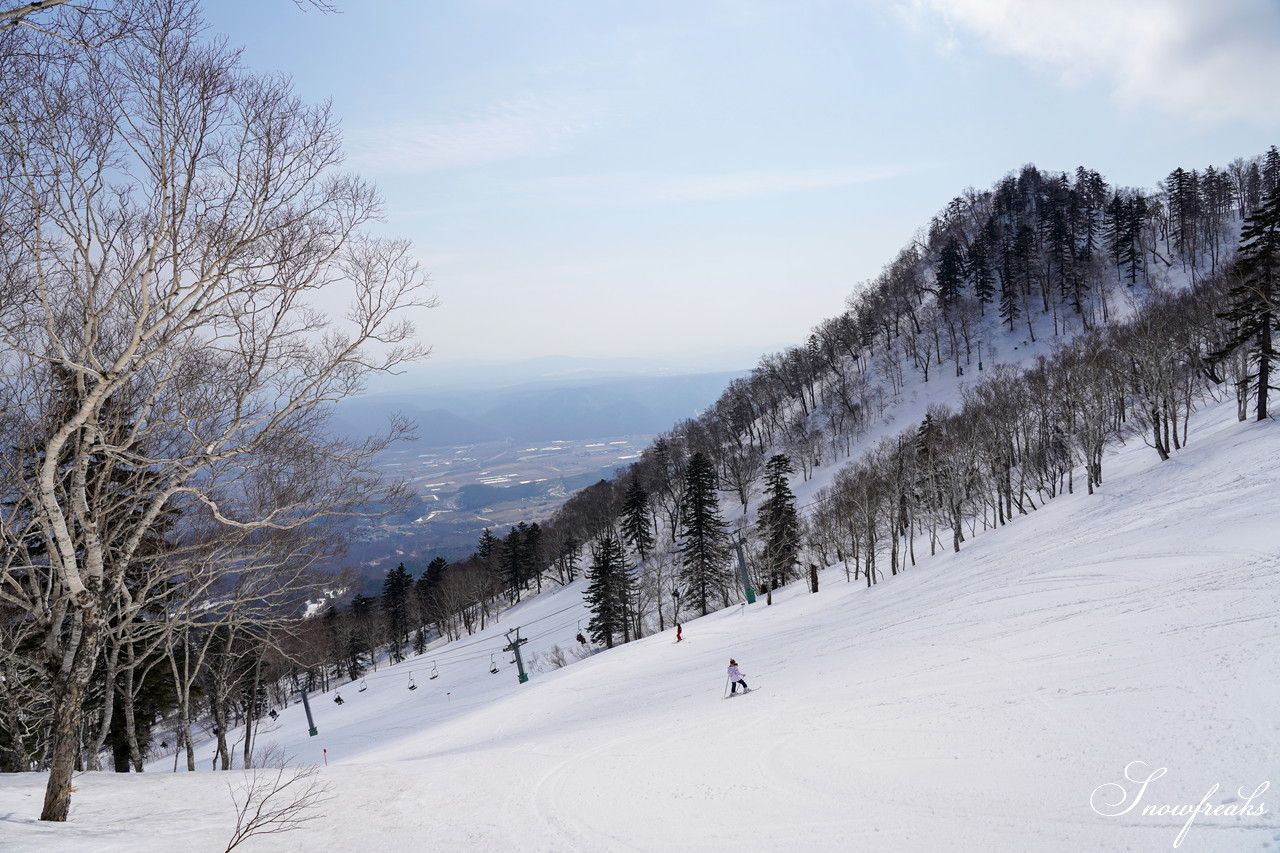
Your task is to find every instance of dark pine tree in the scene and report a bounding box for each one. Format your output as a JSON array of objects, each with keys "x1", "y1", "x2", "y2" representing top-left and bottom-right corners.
[
  {"x1": 1012, "y1": 222, "x2": 1037, "y2": 298},
  {"x1": 476, "y1": 528, "x2": 499, "y2": 572},
  {"x1": 620, "y1": 478, "x2": 654, "y2": 562},
  {"x1": 500, "y1": 523, "x2": 529, "y2": 602},
  {"x1": 967, "y1": 226, "x2": 996, "y2": 313},
  {"x1": 1209, "y1": 183, "x2": 1280, "y2": 421},
  {"x1": 415, "y1": 556, "x2": 449, "y2": 641},
  {"x1": 419, "y1": 556, "x2": 448, "y2": 600},
  {"x1": 347, "y1": 594, "x2": 376, "y2": 675},
  {"x1": 1166, "y1": 166, "x2": 1202, "y2": 264},
  {"x1": 1104, "y1": 191, "x2": 1129, "y2": 277},
  {"x1": 998, "y1": 229, "x2": 1022, "y2": 332},
  {"x1": 677, "y1": 452, "x2": 732, "y2": 616},
  {"x1": 1243, "y1": 161, "x2": 1264, "y2": 215},
  {"x1": 381, "y1": 563, "x2": 414, "y2": 663},
  {"x1": 1263, "y1": 145, "x2": 1280, "y2": 197},
  {"x1": 1103, "y1": 189, "x2": 1148, "y2": 286},
  {"x1": 756, "y1": 454, "x2": 800, "y2": 602},
  {"x1": 1039, "y1": 177, "x2": 1078, "y2": 315},
  {"x1": 1125, "y1": 193, "x2": 1149, "y2": 285},
  {"x1": 1074, "y1": 166, "x2": 1109, "y2": 265},
  {"x1": 584, "y1": 532, "x2": 631, "y2": 648},
  {"x1": 935, "y1": 238, "x2": 965, "y2": 314},
  {"x1": 524, "y1": 522, "x2": 545, "y2": 593}
]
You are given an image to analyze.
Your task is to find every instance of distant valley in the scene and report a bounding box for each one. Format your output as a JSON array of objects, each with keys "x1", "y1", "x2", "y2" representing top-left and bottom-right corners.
[{"x1": 336, "y1": 368, "x2": 746, "y2": 589}]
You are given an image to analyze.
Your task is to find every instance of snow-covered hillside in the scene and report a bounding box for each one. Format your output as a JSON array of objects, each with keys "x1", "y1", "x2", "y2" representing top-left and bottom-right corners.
[{"x1": 1, "y1": 397, "x2": 1276, "y2": 851}]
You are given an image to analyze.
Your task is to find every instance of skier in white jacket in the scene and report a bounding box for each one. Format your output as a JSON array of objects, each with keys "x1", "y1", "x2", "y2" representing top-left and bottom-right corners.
[{"x1": 727, "y1": 659, "x2": 750, "y2": 694}]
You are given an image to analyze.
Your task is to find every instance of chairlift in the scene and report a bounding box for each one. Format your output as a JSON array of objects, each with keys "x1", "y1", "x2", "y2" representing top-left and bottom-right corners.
[
  {"x1": 407, "y1": 673, "x2": 417, "y2": 691},
  {"x1": 358, "y1": 677, "x2": 368, "y2": 693},
  {"x1": 489, "y1": 653, "x2": 499, "y2": 675},
  {"x1": 429, "y1": 661, "x2": 439, "y2": 680}
]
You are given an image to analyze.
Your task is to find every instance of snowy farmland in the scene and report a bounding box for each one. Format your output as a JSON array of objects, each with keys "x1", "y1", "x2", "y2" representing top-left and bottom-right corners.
[{"x1": 1, "y1": 396, "x2": 1277, "y2": 852}]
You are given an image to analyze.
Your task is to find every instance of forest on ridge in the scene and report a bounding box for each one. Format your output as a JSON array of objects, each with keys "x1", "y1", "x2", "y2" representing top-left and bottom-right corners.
[{"x1": 339, "y1": 145, "x2": 1280, "y2": 664}]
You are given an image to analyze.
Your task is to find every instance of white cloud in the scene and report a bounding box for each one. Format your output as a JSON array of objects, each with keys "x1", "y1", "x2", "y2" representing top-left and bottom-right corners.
[
  {"x1": 344, "y1": 96, "x2": 596, "y2": 174},
  {"x1": 895, "y1": 0, "x2": 1280, "y2": 124},
  {"x1": 514, "y1": 165, "x2": 912, "y2": 206}
]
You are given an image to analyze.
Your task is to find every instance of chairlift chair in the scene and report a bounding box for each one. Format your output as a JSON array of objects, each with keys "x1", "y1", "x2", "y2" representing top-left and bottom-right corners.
[
  {"x1": 489, "y1": 653, "x2": 499, "y2": 675},
  {"x1": 358, "y1": 676, "x2": 368, "y2": 693},
  {"x1": 429, "y1": 661, "x2": 439, "y2": 680},
  {"x1": 407, "y1": 673, "x2": 417, "y2": 691}
]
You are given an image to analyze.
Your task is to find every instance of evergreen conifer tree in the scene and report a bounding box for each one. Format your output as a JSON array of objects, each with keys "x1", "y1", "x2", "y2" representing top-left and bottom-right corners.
[
  {"x1": 967, "y1": 228, "x2": 995, "y2": 312},
  {"x1": 476, "y1": 528, "x2": 499, "y2": 564},
  {"x1": 1010, "y1": 223, "x2": 1037, "y2": 309},
  {"x1": 998, "y1": 239, "x2": 1021, "y2": 332},
  {"x1": 1074, "y1": 166, "x2": 1108, "y2": 263},
  {"x1": 1039, "y1": 178, "x2": 1079, "y2": 311},
  {"x1": 1263, "y1": 145, "x2": 1280, "y2": 197},
  {"x1": 416, "y1": 556, "x2": 448, "y2": 630},
  {"x1": 1105, "y1": 191, "x2": 1128, "y2": 275},
  {"x1": 584, "y1": 532, "x2": 630, "y2": 648},
  {"x1": 525, "y1": 522, "x2": 545, "y2": 593},
  {"x1": 620, "y1": 478, "x2": 654, "y2": 561},
  {"x1": 1209, "y1": 183, "x2": 1280, "y2": 421},
  {"x1": 935, "y1": 239, "x2": 965, "y2": 313},
  {"x1": 381, "y1": 563, "x2": 414, "y2": 662},
  {"x1": 1125, "y1": 194, "x2": 1149, "y2": 285},
  {"x1": 757, "y1": 455, "x2": 801, "y2": 596},
  {"x1": 1166, "y1": 166, "x2": 1202, "y2": 262},
  {"x1": 348, "y1": 594, "x2": 376, "y2": 674},
  {"x1": 677, "y1": 452, "x2": 731, "y2": 616},
  {"x1": 500, "y1": 523, "x2": 530, "y2": 602}
]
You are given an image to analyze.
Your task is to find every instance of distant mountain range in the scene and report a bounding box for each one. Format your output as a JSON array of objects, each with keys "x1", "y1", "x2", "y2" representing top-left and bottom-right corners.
[{"x1": 360, "y1": 350, "x2": 771, "y2": 393}]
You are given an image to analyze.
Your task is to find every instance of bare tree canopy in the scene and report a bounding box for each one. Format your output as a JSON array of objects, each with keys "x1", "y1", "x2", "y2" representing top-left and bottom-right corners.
[
  {"x1": 0, "y1": 0, "x2": 338, "y2": 22},
  {"x1": 0, "y1": 1, "x2": 74, "y2": 31},
  {"x1": 0, "y1": 0, "x2": 429, "y2": 822}
]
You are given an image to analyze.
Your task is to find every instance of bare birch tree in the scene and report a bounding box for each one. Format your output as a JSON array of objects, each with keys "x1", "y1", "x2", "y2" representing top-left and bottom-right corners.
[{"x1": 0, "y1": 0, "x2": 431, "y2": 821}]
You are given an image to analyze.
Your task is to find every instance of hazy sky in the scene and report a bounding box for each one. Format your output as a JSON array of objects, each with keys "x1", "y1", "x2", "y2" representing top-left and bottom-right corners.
[{"x1": 207, "y1": 0, "x2": 1280, "y2": 374}]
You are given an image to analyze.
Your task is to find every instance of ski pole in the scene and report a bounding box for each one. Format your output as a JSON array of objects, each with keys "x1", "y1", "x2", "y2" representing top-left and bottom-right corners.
[{"x1": 723, "y1": 674, "x2": 731, "y2": 699}]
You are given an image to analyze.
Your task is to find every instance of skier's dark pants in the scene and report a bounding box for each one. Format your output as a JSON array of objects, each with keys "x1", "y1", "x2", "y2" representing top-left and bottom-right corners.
[{"x1": 731, "y1": 679, "x2": 748, "y2": 693}]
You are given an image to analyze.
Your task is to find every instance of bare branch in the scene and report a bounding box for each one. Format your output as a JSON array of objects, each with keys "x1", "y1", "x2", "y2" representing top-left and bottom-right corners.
[
  {"x1": 224, "y1": 759, "x2": 333, "y2": 852},
  {"x1": 0, "y1": 1, "x2": 75, "y2": 30}
]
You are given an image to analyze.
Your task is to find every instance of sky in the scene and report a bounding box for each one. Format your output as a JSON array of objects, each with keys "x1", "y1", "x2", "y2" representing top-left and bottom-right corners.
[{"x1": 204, "y1": 0, "x2": 1280, "y2": 376}]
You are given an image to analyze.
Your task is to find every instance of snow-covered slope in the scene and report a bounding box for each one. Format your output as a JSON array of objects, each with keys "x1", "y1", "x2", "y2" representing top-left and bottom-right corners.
[{"x1": 2, "y1": 398, "x2": 1277, "y2": 852}]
